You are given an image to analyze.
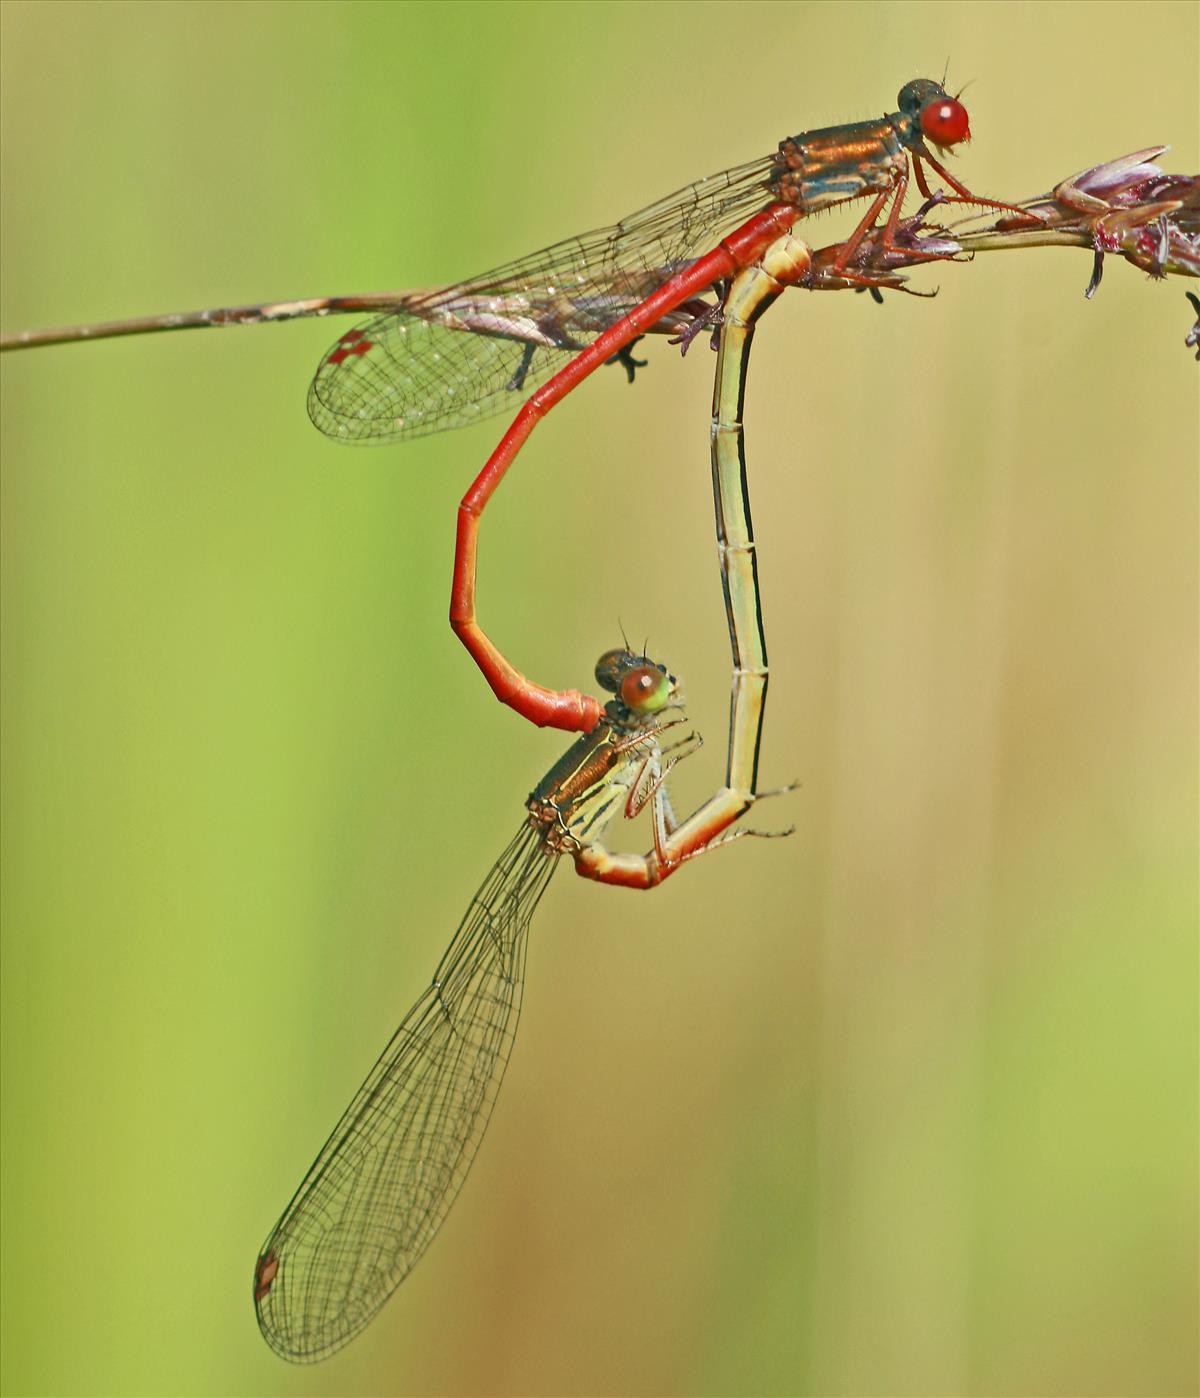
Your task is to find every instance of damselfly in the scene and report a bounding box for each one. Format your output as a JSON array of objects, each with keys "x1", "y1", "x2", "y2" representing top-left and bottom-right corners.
[
  {"x1": 252, "y1": 646, "x2": 780, "y2": 1362},
  {"x1": 1, "y1": 78, "x2": 1016, "y2": 443},
  {"x1": 1, "y1": 79, "x2": 1023, "y2": 732}
]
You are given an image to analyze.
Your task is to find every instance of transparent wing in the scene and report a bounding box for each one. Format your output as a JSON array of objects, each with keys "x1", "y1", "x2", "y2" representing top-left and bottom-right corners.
[
  {"x1": 306, "y1": 312, "x2": 579, "y2": 442},
  {"x1": 254, "y1": 823, "x2": 558, "y2": 1363},
  {"x1": 306, "y1": 152, "x2": 776, "y2": 443}
]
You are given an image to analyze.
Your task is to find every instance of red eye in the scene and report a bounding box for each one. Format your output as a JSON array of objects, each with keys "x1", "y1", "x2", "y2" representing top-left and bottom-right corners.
[{"x1": 920, "y1": 97, "x2": 970, "y2": 147}]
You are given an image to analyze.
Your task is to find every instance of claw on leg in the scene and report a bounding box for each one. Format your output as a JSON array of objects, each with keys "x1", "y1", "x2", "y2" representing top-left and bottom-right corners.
[
  {"x1": 605, "y1": 337, "x2": 648, "y2": 383},
  {"x1": 668, "y1": 289, "x2": 726, "y2": 357}
]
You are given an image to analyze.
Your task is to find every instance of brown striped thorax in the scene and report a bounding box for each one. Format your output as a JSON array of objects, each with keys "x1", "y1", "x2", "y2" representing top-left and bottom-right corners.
[
  {"x1": 527, "y1": 649, "x2": 680, "y2": 854},
  {"x1": 769, "y1": 78, "x2": 972, "y2": 213}
]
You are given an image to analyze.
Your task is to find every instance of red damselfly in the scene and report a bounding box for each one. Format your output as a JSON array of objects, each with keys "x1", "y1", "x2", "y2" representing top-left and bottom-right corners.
[
  {"x1": 1, "y1": 78, "x2": 1014, "y2": 442},
  {"x1": 2, "y1": 79, "x2": 1027, "y2": 732}
]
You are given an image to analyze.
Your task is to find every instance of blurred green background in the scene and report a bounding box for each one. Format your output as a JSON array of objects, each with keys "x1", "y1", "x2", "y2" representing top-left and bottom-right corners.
[{"x1": 2, "y1": 3, "x2": 1196, "y2": 1395}]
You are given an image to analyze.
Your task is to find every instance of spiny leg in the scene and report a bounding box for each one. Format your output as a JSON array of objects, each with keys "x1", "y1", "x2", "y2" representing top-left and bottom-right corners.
[{"x1": 913, "y1": 150, "x2": 1041, "y2": 225}]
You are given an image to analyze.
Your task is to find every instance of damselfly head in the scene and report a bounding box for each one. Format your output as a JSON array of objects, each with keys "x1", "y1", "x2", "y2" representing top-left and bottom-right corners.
[
  {"x1": 897, "y1": 78, "x2": 972, "y2": 150},
  {"x1": 594, "y1": 648, "x2": 677, "y2": 718}
]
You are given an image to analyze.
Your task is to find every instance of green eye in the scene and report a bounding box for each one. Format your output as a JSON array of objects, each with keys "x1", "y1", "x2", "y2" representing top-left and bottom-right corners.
[{"x1": 619, "y1": 665, "x2": 670, "y2": 714}]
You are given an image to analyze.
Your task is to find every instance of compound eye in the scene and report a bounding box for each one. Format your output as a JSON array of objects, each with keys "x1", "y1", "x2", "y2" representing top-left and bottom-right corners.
[
  {"x1": 619, "y1": 665, "x2": 670, "y2": 714},
  {"x1": 595, "y1": 648, "x2": 633, "y2": 693},
  {"x1": 897, "y1": 79, "x2": 924, "y2": 113},
  {"x1": 920, "y1": 96, "x2": 970, "y2": 147}
]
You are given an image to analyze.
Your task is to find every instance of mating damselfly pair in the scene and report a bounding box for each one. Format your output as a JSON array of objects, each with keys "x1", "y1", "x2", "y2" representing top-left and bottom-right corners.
[{"x1": 5, "y1": 68, "x2": 1196, "y2": 1366}]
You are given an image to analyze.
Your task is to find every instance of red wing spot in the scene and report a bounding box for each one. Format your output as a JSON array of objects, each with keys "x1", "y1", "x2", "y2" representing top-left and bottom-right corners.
[
  {"x1": 327, "y1": 339, "x2": 375, "y2": 367},
  {"x1": 340, "y1": 329, "x2": 366, "y2": 343},
  {"x1": 254, "y1": 1252, "x2": 280, "y2": 1303}
]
